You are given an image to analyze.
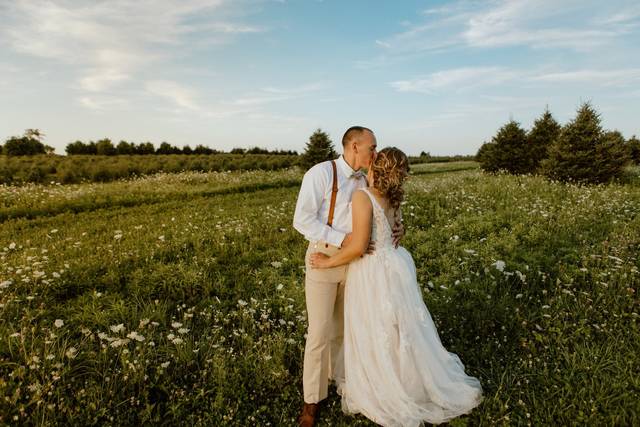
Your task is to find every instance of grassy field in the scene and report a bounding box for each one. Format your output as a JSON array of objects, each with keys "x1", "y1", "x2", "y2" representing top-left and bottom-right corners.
[{"x1": 1, "y1": 161, "x2": 639, "y2": 425}]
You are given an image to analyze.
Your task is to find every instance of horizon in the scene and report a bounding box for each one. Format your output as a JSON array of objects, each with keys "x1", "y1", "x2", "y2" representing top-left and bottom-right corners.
[{"x1": 1, "y1": 0, "x2": 639, "y2": 156}]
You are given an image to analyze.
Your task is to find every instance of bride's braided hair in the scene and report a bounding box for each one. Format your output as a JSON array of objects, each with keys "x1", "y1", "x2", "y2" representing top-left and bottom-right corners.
[{"x1": 370, "y1": 147, "x2": 410, "y2": 211}]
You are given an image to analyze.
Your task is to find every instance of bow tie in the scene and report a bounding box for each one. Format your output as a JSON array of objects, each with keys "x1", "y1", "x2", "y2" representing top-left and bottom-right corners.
[{"x1": 350, "y1": 170, "x2": 366, "y2": 179}]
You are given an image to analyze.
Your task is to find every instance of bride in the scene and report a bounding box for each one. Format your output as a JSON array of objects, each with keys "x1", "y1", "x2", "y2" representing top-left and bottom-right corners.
[{"x1": 309, "y1": 147, "x2": 483, "y2": 426}]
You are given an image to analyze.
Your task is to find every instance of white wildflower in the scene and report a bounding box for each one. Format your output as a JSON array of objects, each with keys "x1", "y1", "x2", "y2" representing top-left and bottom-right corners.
[
  {"x1": 54, "y1": 319, "x2": 64, "y2": 328},
  {"x1": 110, "y1": 323, "x2": 125, "y2": 333},
  {"x1": 493, "y1": 260, "x2": 506, "y2": 272}
]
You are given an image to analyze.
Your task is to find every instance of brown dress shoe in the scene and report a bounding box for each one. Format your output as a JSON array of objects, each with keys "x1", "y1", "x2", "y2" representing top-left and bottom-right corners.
[{"x1": 298, "y1": 402, "x2": 319, "y2": 427}]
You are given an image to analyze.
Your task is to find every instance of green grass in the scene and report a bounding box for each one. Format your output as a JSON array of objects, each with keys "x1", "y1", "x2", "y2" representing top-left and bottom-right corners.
[{"x1": 1, "y1": 162, "x2": 638, "y2": 425}]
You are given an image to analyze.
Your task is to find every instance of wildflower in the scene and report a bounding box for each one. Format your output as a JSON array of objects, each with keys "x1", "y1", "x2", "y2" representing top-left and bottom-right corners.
[
  {"x1": 171, "y1": 322, "x2": 182, "y2": 329},
  {"x1": 271, "y1": 261, "x2": 282, "y2": 268},
  {"x1": 177, "y1": 328, "x2": 189, "y2": 335},
  {"x1": 65, "y1": 347, "x2": 77, "y2": 358},
  {"x1": 515, "y1": 294, "x2": 523, "y2": 299},
  {"x1": 167, "y1": 333, "x2": 175, "y2": 340},
  {"x1": 138, "y1": 318, "x2": 150, "y2": 328},
  {"x1": 8, "y1": 242, "x2": 16, "y2": 250},
  {"x1": 110, "y1": 323, "x2": 125, "y2": 333},
  {"x1": 158, "y1": 235, "x2": 165, "y2": 241},
  {"x1": 126, "y1": 331, "x2": 145, "y2": 342},
  {"x1": 0, "y1": 280, "x2": 12, "y2": 288},
  {"x1": 110, "y1": 338, "x2": 130, "y2": 347},
  {"x1": 161, "y1": 361, "x2": 170, "y2": 368},
  {"x1": 276, "y1": 284, "x2": 284, "y2": 291},
  {"x1": 54, "y1": 319, "x2": 64, "y2": 328},
  {"x1": 172, "y1": 337, "x2": 184, "y2": 345},
  {"x1": 238, "y1": 299, "x2": 248, "y2": 306},
  {"x1": 493, "y1": 260, "x2": 506, "y2": 272}
]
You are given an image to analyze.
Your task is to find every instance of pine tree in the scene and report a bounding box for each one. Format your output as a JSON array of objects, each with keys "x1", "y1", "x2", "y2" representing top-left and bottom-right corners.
[
  {"x1": 480, "y1": 120, "x2": 528, "y2": 174},
  {"x1": 627, "y1": 135, "x2": 640, "y2": 164},
  {"x1": 527, "y1": 107, "x2": 560, "y2": 173},
  {"x1": 542, "y1": 102, "x2": 630, "y2": 183},
  {"x1": 476, "y1": 142, "x2": 499, "y2": 172},
  {"x1": 300, "y1": 128, "x2": 337, "y2": 170}
]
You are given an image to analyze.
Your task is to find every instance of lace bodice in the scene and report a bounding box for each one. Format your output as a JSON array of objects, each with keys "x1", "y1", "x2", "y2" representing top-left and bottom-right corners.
[{"x1": 360, "y1": 188, "x2": 395, "y2": 250}]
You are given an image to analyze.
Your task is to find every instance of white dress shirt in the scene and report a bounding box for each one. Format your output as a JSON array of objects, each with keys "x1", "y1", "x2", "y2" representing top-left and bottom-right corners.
[{"x1": 293, "y1": 156, "x2": 368, "y2": 247}]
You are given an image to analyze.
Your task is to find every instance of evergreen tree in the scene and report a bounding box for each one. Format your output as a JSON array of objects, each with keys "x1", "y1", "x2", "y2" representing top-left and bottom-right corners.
[
  {"x1": 479, "y1": 120, "x2": 528, "y2": 174},
  {"x1": 527, "y1": 107, "x2": 560, "y2": 173},
  {"x1": 542, "y1": 102, "x2": 630, "y2": 183},
  {"x1": 137, "y1": 142, "x2": 155, "y2": 155},
  {"x1": 627, "y1": 135, "x2": 640, "y2": 163},
  {"x1": 300, "y1": 128, "x2": 337, "y2": 170},
  {"x1": 476, "y1": 142, "x2": 499, "y2": 172}
]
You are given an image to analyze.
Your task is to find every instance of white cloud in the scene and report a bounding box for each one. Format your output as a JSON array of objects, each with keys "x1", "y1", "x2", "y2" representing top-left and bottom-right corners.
[
  {"x1": 145, "y1": 80, "x2": 201, "y2": 111},
  {"x1": 391, "y1": 67, "x2": 640, "y2": 94},
  {"x1": 390, "y1": 67, "x2": 516, "y2": 94},
  {"x1": 371, "y1": 0, "x2": 634, "y2": 60},
  {"x1": 1, "y1": 0, "x2": 266, "y2": 106}
]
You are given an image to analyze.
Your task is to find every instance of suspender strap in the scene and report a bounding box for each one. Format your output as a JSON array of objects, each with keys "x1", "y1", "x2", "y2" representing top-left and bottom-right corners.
[{"x1": 327, "y1": 160, "x2": 338, "y2": 226}]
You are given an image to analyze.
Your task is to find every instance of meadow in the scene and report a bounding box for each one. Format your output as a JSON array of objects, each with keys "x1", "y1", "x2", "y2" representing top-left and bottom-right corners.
[{"x1": 1, "y1": 162, "x2": 639, "y2": 425}]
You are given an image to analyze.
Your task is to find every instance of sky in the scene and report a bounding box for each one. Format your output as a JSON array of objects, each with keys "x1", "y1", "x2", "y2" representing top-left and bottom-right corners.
[{"x1": 1, "y1": 0, "x2": 639, "y2": 156}]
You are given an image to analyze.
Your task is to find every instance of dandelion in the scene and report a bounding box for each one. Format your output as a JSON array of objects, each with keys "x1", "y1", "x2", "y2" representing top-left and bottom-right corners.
[{"x1": 54, "y1": 319, "x2": 64, "y2": 328}]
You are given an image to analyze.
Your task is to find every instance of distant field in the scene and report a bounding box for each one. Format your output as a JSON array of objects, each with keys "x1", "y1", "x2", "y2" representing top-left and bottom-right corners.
[
  {"x1": 1, "y1": 162, "x2": 639, "y2": 425},
  {"x1": 0, "y1": 153, "x2": 299, "y2": 185}
]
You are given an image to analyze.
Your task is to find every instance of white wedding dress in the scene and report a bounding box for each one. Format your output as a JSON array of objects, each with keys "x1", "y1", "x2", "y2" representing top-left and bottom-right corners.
[{"x1": 339, "y1": 188, "x2": 483, "y2": 426}]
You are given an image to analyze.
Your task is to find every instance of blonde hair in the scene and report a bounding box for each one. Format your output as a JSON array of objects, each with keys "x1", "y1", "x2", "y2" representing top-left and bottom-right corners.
[{"x1": 370, "y1": 147, "x2": 409, "y2": 211}]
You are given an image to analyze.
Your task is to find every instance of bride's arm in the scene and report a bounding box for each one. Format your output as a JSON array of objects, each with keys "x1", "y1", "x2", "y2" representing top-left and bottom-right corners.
[{"x1": 309, "y1": 191, "x2": 372, "y2": 269}]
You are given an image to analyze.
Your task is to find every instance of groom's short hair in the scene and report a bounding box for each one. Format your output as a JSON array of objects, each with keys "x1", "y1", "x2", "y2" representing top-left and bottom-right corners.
[{"x1": 342, "y1": 126, "x2": 373, "y2": 147}]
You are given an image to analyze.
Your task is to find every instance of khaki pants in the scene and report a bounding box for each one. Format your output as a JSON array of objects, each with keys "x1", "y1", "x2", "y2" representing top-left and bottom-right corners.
[{"x1": 303, "y1": 240, "x2": 347, "y2": 403}]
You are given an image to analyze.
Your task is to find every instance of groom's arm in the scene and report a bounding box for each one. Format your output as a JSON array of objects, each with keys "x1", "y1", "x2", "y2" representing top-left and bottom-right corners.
[
  {"x1": 312, "y1": 191, "x2": 372, "y2": 268},
  {"x1": 293, "y1": 164, "x2": 346, "y2": 247}
]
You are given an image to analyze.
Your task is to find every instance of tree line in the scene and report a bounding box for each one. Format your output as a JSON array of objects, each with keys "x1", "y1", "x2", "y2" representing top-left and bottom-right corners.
[
  {"x1": 477, "y1": 102, "x2": 640, "y2": 184},
  {"x1": 0, "y1": 132, "x2": 298, "y2": 156}
]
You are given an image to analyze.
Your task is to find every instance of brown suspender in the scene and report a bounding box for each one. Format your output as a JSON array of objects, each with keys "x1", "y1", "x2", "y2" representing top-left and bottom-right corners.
[{"x1": 327, "y1": 160, "x2": 338, "y2": 226}]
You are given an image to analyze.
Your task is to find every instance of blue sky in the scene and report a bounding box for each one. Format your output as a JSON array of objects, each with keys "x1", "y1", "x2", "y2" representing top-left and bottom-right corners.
[{"x1": 1, "y1": 0, "x2": 639, "y2": 155}]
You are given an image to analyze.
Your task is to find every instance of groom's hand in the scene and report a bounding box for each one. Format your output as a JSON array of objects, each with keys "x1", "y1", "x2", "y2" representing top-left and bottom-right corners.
[
  {"x1": 341, "y1": 233, "x2": 353, "y2": 248},
  {"x1": 392, "y1": 221, "x2": 405, "y2": 248}
]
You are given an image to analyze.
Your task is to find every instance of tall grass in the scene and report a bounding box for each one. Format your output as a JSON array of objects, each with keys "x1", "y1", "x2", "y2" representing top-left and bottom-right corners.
[{"x1": 0, "y1": 163, "x2": 638, "y2": 425}]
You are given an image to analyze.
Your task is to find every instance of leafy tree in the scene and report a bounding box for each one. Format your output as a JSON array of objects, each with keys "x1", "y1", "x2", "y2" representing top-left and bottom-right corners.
[
  {"x1": 230, "y1": 147, "x2": 246, "y2": 154},
  {"x1": 116, "y1": 140, "x2": 135, "y2": 155},
  {"x1": 542, "y1": 102, "x2": 630, "y2": 183},
  {"x1": 96, "y1": 138, "x2": 116, "y2": 156},
  {"x1": 157, "y1": 142, "x2": 180, "y2": 155},
  {"x1": 300, "y1": 128, "x2": 337, "y2": 170},
  {"x1": 3, "y1": 130, "x2": 47, "y2": 156},
  {"x1": 627, "y1": 135, "x2": 640, "y2": 163},
  {"x1": 182, "y1": 145, "x2": 193, "y2": 155},
  {"x1": 137, "y1": 142, "x2": 155, "y2": 155},
  {"x1": 527, "y1": 107, "x2": 561, "y2": 173},
  {"x1": 194, "y1": 144, "x2": 213, "y2": 155},
  {"x1": 44, "y1": 145, "x2": 55, "y2": 155}
]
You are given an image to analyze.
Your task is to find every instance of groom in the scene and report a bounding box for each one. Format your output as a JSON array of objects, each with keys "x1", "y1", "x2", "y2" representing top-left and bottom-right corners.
[{"x1": 293, "y1": 126, "x2": 390, "y2": 426}]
